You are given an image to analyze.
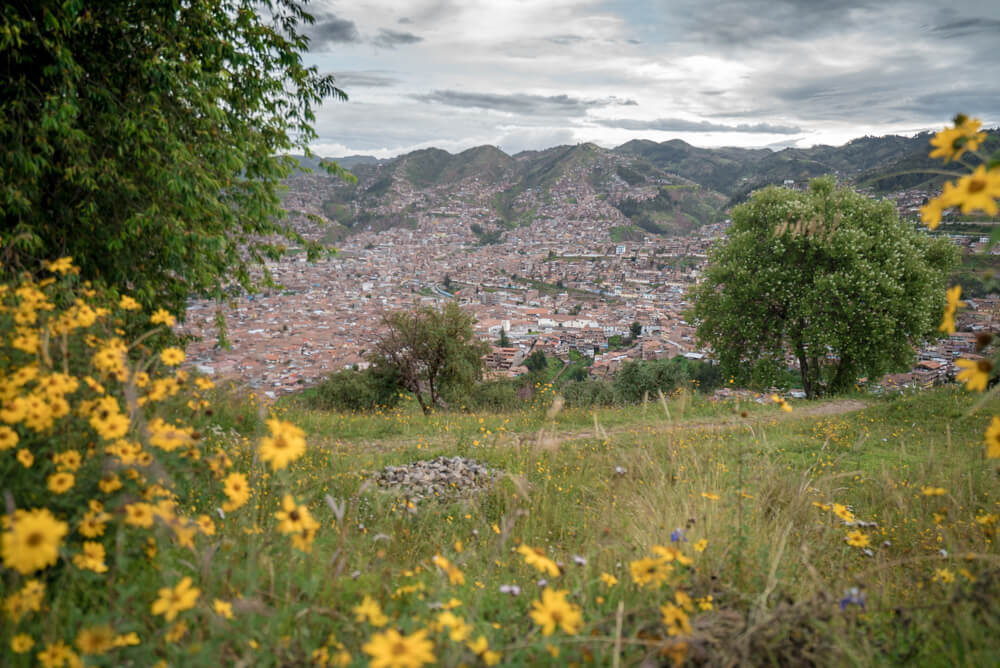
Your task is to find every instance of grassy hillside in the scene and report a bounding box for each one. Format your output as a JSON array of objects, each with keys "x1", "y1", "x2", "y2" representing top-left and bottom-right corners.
[{"x1": 13, "y1": 279, "x2": 998, "y2": 668}]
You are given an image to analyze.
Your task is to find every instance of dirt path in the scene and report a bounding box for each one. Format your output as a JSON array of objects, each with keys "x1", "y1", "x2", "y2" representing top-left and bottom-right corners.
[{"x1": 325, "y1": 398, "x2": 870, "y2": 454}]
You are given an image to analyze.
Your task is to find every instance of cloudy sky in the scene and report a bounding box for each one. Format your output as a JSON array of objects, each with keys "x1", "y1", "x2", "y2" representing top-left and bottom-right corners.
[{"x1": 301, "y1": 0, "x2": 1000, "y2": 158}]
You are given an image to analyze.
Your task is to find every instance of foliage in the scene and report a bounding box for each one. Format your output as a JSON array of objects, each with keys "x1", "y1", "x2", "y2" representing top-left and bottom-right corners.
[
  {"x1": 691, "y1": 177, "x2": 956, "y2": 398},
  {"x1": 524, "y1": 349, "x2": 548, "y2": 373},
  {"x1": 560, "y1": 378, "x2": 618, "y2": 407},
  {"x1": 303, "y1": 366, "x2": 402, "y2": 412},
  {"x1": 0, "y1": 0, "x2": 346, "y2": 320},
  {"x1": 368, "y1": 302, "x2": 490, "y2": 415},
  {"x1": 613, "y1": 358, "x2": 689, "y2": 403}
]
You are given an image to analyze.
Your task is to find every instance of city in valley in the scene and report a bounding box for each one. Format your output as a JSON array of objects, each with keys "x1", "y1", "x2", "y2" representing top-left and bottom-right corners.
[{"x1": 178, "y1": 139, "x2": 1000, "y2": 398}]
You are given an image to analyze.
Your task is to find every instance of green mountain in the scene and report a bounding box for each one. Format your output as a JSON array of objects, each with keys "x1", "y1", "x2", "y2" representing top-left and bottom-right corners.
[
  {"x1": 615, "y1": 130, "x2": 1000, "y2": 201},
  {"x1": 288, "y1": 129, "x2": 999, "y2": 242},
  {"x1": 303, "y1": 141, "x2": 727, "y2": 238}
]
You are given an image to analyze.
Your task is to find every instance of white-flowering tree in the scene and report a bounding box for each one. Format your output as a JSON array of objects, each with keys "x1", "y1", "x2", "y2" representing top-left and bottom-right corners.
[{"x1": 690, "y1": 177, "x2": 956, "y2": 398}]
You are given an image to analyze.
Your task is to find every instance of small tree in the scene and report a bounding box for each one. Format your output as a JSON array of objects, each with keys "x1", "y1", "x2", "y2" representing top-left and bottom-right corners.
[
  {"x1": 524, "y1": 349, "x2": 548, "y2": 373},
  {"x1": 630, "y1": 321, "x2": 643, "y2": 339},
  {"x1": 368, "y1": 302, "x2": 489, "y2": 415},
  {"x1": 498, "y1": 328, "x2": 511, "y2": 347},
  {"x1": 690, "y1": 178, "x2": 956, "y2": 398}
]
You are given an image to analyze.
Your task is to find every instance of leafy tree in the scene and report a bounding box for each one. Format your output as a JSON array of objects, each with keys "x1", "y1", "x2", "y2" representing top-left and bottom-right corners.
[
  {"x1": 630, "y1": 321, "x2": 643, "y2": 339},
  {"x1": 497, "y1": 327, "x2": 510, "y2": 347},
  {"x1": 690, "y1": 178, "x2": 956, "y2": 398},
  {"x1": 524, "y1": 349, "x2": 548, "y2": 373},
  {"x1": 613, "y1": 358, "x2": 688, "y2": 403},
  {"x1": 1, "y1": 0, "x2": 347, "y2": 324},
  {"x1": 368, "y1": 302, "x2": 489, "y2": 415}
]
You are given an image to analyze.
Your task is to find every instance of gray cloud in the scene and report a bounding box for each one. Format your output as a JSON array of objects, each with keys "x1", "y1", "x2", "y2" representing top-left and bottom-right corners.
[
  {"x1": 305, "y1": 13, "x2": 361, "y2": 50},
  {"x1": 546, "y1": 34, "x2": 585, "y2": 46},
  {"x1": 373, "y1": 28, "x2": 424, "y2": 48},
  {"x1": 675, "y1": 0, "x2": 874, "y2": 48},
  {"x1": 333, "y1": 71, "x2": 399, "y2": 88},
  {"x1": 930, "y1": 17, "x2": 1000, "y2": 38},
  {"x1": 594, "y1": 118, "x2": 803, "y2": 134},
  {"x1": 415, "y1": 91, "x2": 637, "y2": 116}
]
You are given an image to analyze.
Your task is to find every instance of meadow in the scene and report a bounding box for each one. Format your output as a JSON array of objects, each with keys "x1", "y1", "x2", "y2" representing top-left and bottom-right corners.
[{"x1": 2, "y1": 266, "x2": 998, "y2": 667}]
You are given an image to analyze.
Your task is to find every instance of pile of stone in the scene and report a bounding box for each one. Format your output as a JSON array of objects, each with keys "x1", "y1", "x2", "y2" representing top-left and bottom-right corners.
[{"x1": 373, "y1": 456, "x2": 499, "y2": 500}]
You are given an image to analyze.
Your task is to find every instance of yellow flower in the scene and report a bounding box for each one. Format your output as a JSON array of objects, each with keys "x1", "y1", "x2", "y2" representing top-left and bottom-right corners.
[
  {"x1": 44, "y1": 257, "x2": 76, "y2": 275},
  {"x1": 701, "y1": 492, "x2": 720, "y2": 500},
  {"x1": 165, "y1": 619, "x2": 188, "y2": 643},
  {"x1": 845, "y1": 530, "x2": 870, "y2": 548},
  {"x1": 353, "y1": 595, "x2": 389, "y2": 627},
  {"x1": 147, "y1": 417, "x2": 193, "y2": 452},
  {"x1": 275, "y1": 494, "x2": 319, "y2": 536},
  {"x1": 934, "y1": 568, "x2": 956, "y2": 584},
  {"x1": 37, "y1": 640, "x2": 79, "y2": 668},
  {"x1": 517, "y1": 544, "x2": 560, "y2": 577},
  {"x1": 159, "y1": 347, "x2": 186, "y2": 366},
  {"x1": 151, "y1": 576, "x2": 200, "y2": 621},
  {"x1": 951, "y1": 164, "x2": 1000, "y2": 216},
  {"x1": 432, "y1": 553, "x2": 466, "y2": 585},
  {"x1": 1, "y1": 396, "x2": 29, "y2": 424},
  {"x1": 529, "y1": 589, "x2": 583, "y2": 636},
  {"x1": 196, "y1": 514, "x2": 216, "y2": 536},
  {"x1": 435, "y1": 611, "x2": 471, "y2": 642},
  {"x1": 0, "y1": 425, "x2": 18, "y2": 450},
  {"x1": 79, "y1": 509, "x2": 111, "y2": 538},
  {"x1": 362, "y1": 628, "x2": 435, "y2": 668},
  {"x1": 222, "y1": 472, "x2": 250, "y2": 511},
  {"x1": 770, "y1": 394, "x2": 792, "y2": 412},
  {"x1": 921, "y1": 487, "x2": 946, "y2": 497},
  {"x1": 653, "y1": 545, "x2": 693, "y2": 566},
  {"x1": 113, "y1": 632, "x2": 140, "y2": 648},
  {"x1": 47, "y1": 472, "x2": 75, "y2": 494},
  {"x1": 17, "y1": 448, "x2": 33, "y2": 467},
  {"x1": 214, "y1": 599, "x2": 234, "y2": 619},
  {"x1": 98, "y1": 474, "x2": 123, "y2": 494},
  {"x1": 630, "y1": 556, "x2": 674, "y2": 588},
  {"x1": 832, "y1": 503, "x2": 855, "y2": 523},
  {"x1": 985, "y1": 416, "x2": 1000, "y2": 459},
  {"x1": 76, "y1": 624, "x2": 115, "y2": 654},
  {"x1": 5, "y1": 579, "x2": 45, "y2": 621},
  {"x1": 90, "y1": 408, "x2": 130, "y2": 440},
  {"x1": 693, "y1": 539, "x2": 708, "y2": 553},
  {"x1": 939, "y1": 286, "x2": 964, "y2": 334},
  {"x1": 124, "y1": 502, "x2": 155, "y2": 528},
  {"x1": 956, "y1": 358, "x2": 992, "y2": 392},
  {"x1": 72, "y1": 541, "x2": 109, "y2": 573},
  {"x1": 929, "y1": 116, "x2": 986, "y2": 162},
  {"x1": 599, "y1": 572, "x2": 618, "y2": 587},
  {"x1": 1, "y1": 507, "x2": 68, "y2": 574},
  {"x1": 150, "y1": 309, "x2": 177, "y2": 327},
  {"x1": 258, "y1": 418, "x2": 306, "y2": 470},
  {"x1": 53, "y1": 449, "x2": 82, "y2": 472},
  {"x1": 119, "y1": 295, "x2": 142, "y2": 310},
  {"x1": 660, "y1": 601, "x2": 692, "y2": 636},
  {"x1": 11, "y1": 633, "x2": 34, "y2": 653}
]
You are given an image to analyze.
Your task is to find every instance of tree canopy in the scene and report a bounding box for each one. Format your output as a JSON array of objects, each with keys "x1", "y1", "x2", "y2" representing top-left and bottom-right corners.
[
  {"x1": 368, "y1": 302, "x2": 489, "y2": 415},
  {"x1": 1, "y1": 0, "x2": 346, "y2": 323},
  {"x1": 689, "y1": 178, "x2": 956, "y2": 398}
]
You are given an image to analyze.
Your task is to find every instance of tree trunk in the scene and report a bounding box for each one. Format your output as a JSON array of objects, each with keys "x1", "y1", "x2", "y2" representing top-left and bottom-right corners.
[
  {"x1": 796, "y1": 342, "x2": 813, "y2": 399},
  {"x1": 831, "y1": 354, "x2": 853, "y2": 394}
]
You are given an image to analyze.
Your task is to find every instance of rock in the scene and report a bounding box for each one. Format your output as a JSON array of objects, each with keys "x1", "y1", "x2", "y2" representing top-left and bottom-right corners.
[{"x1": 372, "y1": 456, "x2": 500, "y2": 501}]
